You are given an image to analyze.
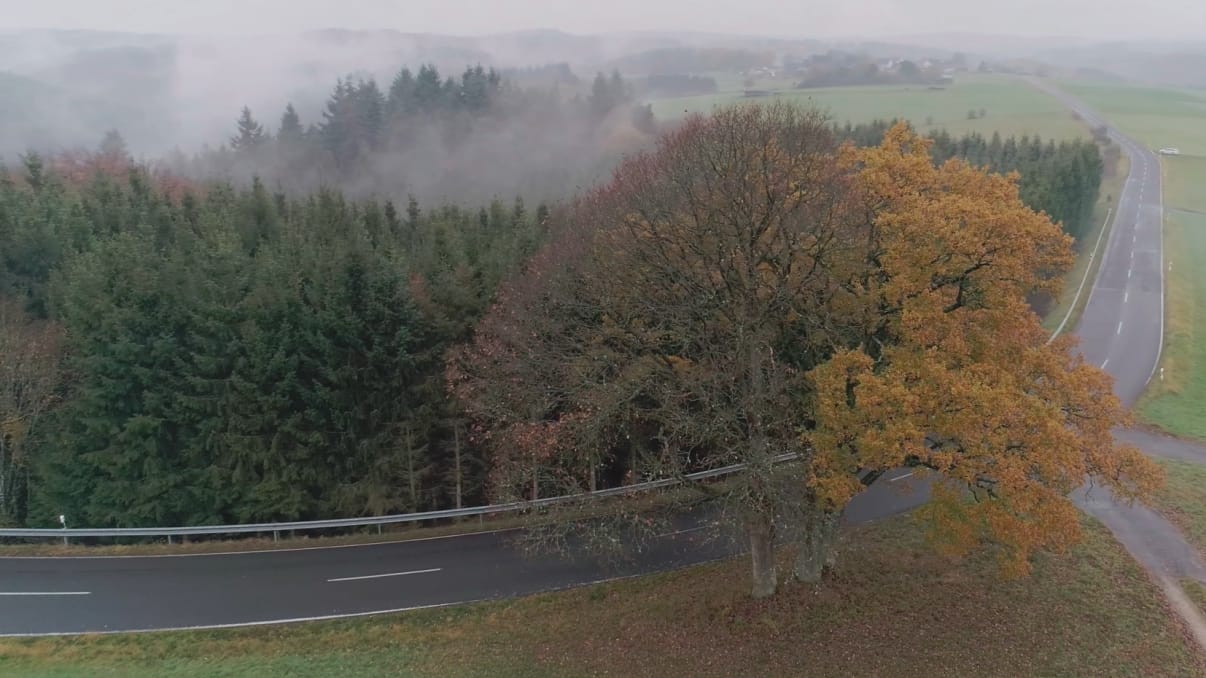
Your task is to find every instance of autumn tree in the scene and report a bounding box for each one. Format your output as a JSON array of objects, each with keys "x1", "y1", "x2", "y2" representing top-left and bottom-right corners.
[{"x1": 453, "y1": 103, "x2": 1160, "y2": 597}]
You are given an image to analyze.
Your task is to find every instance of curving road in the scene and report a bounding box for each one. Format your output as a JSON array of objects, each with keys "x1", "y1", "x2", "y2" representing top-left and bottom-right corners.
[
  {"x1": 0, "y1": 474, "x2": 931, "y2": 636},
  {"x1": 1030, "y1": 81, "x2": 1206, "y2": 608},
  {"x1": 0, "y1": 81, "x2": 1196, "y2": 637}
]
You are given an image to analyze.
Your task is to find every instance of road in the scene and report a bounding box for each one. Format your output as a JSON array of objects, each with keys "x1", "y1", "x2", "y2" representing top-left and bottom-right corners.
[
  {"x1": 0, "y1": 470, "x2": 930, "y2": 635},
  {"x1": 1035, "y1": 81, "x2": 1165, "y2": 406},
  {"x1": 0, "y1": 82, "x2": 1194, "y2": 637},
  {"x1": 1031, "y1": 82, "x2": 1206, "y2": 641}
]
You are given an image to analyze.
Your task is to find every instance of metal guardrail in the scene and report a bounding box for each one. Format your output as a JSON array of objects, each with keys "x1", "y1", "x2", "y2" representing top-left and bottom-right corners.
[{"x1": 0, "y1": 454, "x2": 796, "y2": 541}]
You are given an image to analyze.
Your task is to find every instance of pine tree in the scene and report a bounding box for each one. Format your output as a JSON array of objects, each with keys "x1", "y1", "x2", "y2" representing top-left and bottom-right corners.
[
  {"x1": 278, "y1": 103, "x2": 303, "y2": 143},
  {"x1": 98, "y1": 130, "x2": 129, "y2": 161},
  {"x1": 231, "y1": 106, "x2": 268, "y2": 151}
]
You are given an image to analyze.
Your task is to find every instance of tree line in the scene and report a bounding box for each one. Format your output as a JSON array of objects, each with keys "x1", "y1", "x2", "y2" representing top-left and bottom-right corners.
[
  {"x1": 0, "y1": 153, "x2": 546, "y2": 527},
  {"x1": 0, "y1": 110, "x2": 1108, "y2": 530},
  {"x1": 838, "y1": 121, "x2": 1104, "y2": 242},
  {"x1": 172, "y1": 65, "x2": 657, "y2": 206}
]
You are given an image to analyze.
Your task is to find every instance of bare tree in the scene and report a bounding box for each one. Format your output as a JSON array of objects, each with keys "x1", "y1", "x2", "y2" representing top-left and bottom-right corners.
[{"x1": 0, "y1": 300, "x2": 63, "y2": 523}]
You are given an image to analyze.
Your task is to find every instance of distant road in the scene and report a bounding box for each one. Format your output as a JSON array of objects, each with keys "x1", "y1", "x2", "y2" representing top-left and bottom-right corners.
[{"x1": 1031, "y1": 80, "x2": 1165, "y2": 407}]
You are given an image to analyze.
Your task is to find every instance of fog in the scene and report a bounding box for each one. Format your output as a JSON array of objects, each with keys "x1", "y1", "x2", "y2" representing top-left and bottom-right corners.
[
  {"x1": 1, "y1": 2, "x2": 1203, "y2": 202},
  {"x1": 6, "y1": 0, "x2": 1204, "y2": 40}
]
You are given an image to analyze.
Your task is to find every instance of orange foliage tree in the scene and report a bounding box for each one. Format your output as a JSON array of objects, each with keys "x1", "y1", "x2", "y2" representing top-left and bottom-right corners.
[{"x1": 451, "y1": 103, "x2": 1161, "y2": 598}]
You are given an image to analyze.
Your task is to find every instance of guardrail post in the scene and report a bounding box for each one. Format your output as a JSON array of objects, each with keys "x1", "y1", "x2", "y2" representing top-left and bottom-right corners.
[
  {"x1": 376, "y1": 524, "x2": 382, "y2": 535},
  {"x1": 167, "y1": 534, "x2": 173, "y2": 545},
  {"x1": 273, "y1": 530, "x2": 279, "y2": 543}
]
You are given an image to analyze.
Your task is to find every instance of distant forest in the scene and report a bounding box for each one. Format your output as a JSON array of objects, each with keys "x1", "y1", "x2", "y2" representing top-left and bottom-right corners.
[
  {"x1": 0, "y1": 65, "x2": 1104, "y2": 528},
  {"x1": 171, "y1": 65, "x2": 657, "y2": 205}
]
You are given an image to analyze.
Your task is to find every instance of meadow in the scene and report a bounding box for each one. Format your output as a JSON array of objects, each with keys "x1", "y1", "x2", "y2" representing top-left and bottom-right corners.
[{"x1": 649, "y1": 74, "x2": 1091, "y2": 140}]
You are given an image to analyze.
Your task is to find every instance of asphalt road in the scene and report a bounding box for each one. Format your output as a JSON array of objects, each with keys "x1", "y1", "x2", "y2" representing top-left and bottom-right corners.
[
  {"x1": 1030, "y1": 83, "x2": 1206, "y2": 597},
  {"x1": 0, "y1": 82, "x2": 1177, "y2": 636},
  {"x1": 0, "y1": 470, "x2": 930, "y2": 635},
  {"x1": 1047, "y1": 91, "x2": 1165, "y2": 408}
]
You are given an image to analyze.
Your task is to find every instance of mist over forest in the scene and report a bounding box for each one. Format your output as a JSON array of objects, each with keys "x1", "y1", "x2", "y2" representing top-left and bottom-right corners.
[{"x1": 1, "y1": 28, "x2": 1203, "y2": 199}]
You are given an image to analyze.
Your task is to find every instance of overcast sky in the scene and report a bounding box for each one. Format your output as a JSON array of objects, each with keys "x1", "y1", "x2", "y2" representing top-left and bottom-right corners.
[{"x1": 2, "y1": 0, "x2": 1203, "y2": 40}]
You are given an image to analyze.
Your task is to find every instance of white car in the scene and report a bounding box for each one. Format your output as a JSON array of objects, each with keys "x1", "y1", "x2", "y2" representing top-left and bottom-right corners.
[{"x1": 1159, "y1": 147, "x2": 1180, "y2": 155}]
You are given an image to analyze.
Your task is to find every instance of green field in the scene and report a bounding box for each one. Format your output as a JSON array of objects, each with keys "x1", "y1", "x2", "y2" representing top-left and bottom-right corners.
[
  {"x1": 1059, "y1": 83, "x2": 1206, "y2": 157},
  {"x1": 1151, "y1": 459, "x2": 1206, "y2": 557},
  {"x1": 649, "y1": 74, "x2": 1090, "y2": 140},
  {"x1": 1061, "y1": 82, "x2": 1206, "y2": 438},
  {"x1": 0, "y1": 516, "x2": 1198, "y2": 678}
]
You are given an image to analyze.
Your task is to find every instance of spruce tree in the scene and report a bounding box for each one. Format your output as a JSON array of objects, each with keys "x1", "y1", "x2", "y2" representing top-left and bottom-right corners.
[{"x1": 231, "y1": 106, "x2": 268, "y2": 151}]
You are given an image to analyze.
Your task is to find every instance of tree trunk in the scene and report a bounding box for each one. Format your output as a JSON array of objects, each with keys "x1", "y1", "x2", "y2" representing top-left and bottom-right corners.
[
  {"x1": 0, "y1": 433, "x2": 8, "y2": 516},
  {"x1": 746, "y1": 510, "x2": 777, "y2": 598},
  {"x1": 793, "y1": 510, "x2": 840, "y2": 583},
  {"x1": 452, "y1": 424, "x2": 463, "y2": 510},
  {"x1": 405, "y1": 429, "x2": 417, "y2": 511}
]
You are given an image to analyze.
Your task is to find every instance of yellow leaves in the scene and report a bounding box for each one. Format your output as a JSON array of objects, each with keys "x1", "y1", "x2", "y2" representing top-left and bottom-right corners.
[
  {"x1": 795, "y1": 123, "x2": 1163, "y2": 578},
  {"x1": 665, "y1": 355, "x2": 694, "y2": 376}
]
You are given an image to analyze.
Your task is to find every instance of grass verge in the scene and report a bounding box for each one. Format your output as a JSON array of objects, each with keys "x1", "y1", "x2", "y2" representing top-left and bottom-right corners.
[
  {"x1": 0, "y1": 515, "x2": 1199, "y2": 678},
  {"x1": 1184, "y1": 579, "x2": 1206, "y2": 617},
  {"x1": 1149, "y1": 459, "x2": 1206, "y2": 556},
  {"x1": 1137, "y1": 208, "x2": 1206, "y2": 436}
]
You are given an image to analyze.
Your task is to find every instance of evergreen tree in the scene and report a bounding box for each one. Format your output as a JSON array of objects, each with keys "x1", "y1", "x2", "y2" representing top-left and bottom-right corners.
[
  {"x1": 278, "y1": 103, "x2": 303, "y2": 143},
  {"x1": 231, "y1": 106, "x2": 268, "y2": 152}
]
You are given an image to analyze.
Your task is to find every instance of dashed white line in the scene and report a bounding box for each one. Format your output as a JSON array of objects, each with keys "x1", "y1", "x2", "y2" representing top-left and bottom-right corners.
[
  {"x1": 327, "y1": 568, "x2": 441, "y2": 583},
  {"x1": 1101, "y1": 359, "x2": 1110, "y2": 369},
  {"x1": 889, "y1": 471, "x2": 915, "y2": 482},
  {"x1": 0, "y1": 591, "x2": 90, "y2": 596},
  {"x1": 657, "y1": 526, "x2": 708, "y2": 538},
  {"x1": 1117, "y1": 321, "x2": 1124, "y2": 335},
  {"x1": 1124, "y1": 291, "x2": 1129, "y2": 303}
]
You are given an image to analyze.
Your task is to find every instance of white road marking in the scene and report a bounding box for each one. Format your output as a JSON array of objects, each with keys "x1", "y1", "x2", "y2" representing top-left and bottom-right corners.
[
  {"x1": 1124, "y1": 291, "x2": 1129, "y2": 303},
  {"x1": 657, "y1": 526, "x2": 708, "y2": 538},
  {"x1": 1129, "y1": 267, "x2": 1133, "y2": 279},
  {"x1": 0, "y1": 591, "x2": 90, "y2": 596},
  {"x1": 1117, "y1": 321, "x2": 1124, "y2": 334},
  {"x1": 1102, "y1": 359, "x2": 1110, "y2": 369},
  {"x1": 889, "y1": 471, "x2": 915, "y2": 482},
  {"x1": 0, "y1": 562, "x2": 728, "y2": 638},
  {"x1": 328, "y1": 568, "x2": 441, "y2": 583}
]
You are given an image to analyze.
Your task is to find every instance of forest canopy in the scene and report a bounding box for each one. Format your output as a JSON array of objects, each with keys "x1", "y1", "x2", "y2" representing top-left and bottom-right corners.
[{"x1": 0, "y1": 84, "x2": 1111, "y2": 542}]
